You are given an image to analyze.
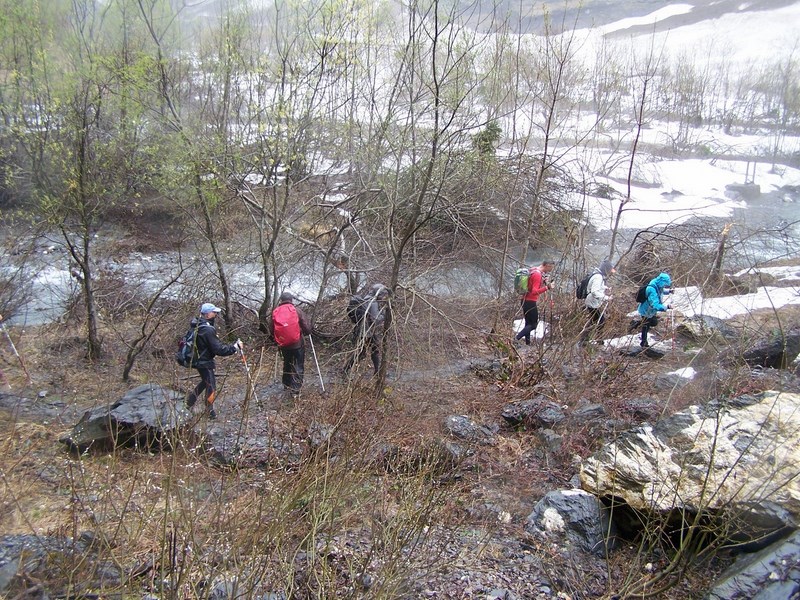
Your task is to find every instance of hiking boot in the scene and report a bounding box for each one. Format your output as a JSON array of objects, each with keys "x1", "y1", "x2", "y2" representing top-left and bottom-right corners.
[
  {"x1": 186, "y1": 393, "x2": 196, "y2": 408},
  {"x1": 206, "y1": 403, "x2": 217, "y2": 420}
]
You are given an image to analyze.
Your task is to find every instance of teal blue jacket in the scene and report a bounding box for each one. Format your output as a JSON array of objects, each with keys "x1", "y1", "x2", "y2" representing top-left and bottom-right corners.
[{"x1": 637, "y1": 273, "x2": 672, "y2": 318}]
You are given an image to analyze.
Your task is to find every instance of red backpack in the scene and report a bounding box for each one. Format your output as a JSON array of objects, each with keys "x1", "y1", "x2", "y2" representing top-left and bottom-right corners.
[{"x1": 272, "y1": 303, "x2": 301, "y2": 347}]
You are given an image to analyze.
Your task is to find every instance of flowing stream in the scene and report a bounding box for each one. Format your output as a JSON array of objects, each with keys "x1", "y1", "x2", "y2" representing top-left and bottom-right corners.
[{"x1": 5, "y1": 188, "x2": 800, "y2": 327}]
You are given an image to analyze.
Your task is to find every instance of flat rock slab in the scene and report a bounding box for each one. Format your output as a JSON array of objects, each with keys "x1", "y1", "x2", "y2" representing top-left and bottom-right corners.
[{"x1": 706, "y1": 530, "x2": 800, "y2": 600}]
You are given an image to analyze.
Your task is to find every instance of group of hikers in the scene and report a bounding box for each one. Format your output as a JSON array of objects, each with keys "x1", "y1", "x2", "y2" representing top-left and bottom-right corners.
[
  {"x1": 182, "y1": 285, "x2": 391, "y2": 419},
  {"x1": 515, "y1": 258, "x2": 674, "y2": 349},
  {"x1": 182, "y1": 261, "x2": 673, "y2": 419}
]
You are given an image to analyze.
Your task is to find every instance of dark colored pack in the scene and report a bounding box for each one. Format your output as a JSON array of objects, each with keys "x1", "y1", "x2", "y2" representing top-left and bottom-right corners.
[
  {"x1": 347, "y1": 295, "x2": 368, "y2": 324},
  {"x1": 635, "y1": 284, "x2": 652, "y2": 304},
  {"x1": 175, "y1": 324, "x2": 205, "y2": 368},
  {"x1": 575, "y1": 272, "x2": 594, "y2": 300}
]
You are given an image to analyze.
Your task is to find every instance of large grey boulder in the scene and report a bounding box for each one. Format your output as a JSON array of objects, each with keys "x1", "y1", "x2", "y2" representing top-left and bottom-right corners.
[
  {"x1": 571, "y1": 403, "x2": 607, "y2": 422},
  {"x1": 581, "y1": 391, "x2": 800, "y2": 539},
  {"x1": 59, "y1": 384, "x2": 190, "y2": 451},
  {"x1": 741, "y1": 330, "x2": 800, "y2": 369},
  {"x1": 677, "y1": 315, "x2": 737, "y2": 343},
  {"x1": 725, "y1": 182, "x2": 760, "y2": 200},
  {"x1": 525, "y1": 489, "x2": 618, "y2": 557},
  {"x1": 705, "y1": 530, "x2": 800, "y2": 600}
]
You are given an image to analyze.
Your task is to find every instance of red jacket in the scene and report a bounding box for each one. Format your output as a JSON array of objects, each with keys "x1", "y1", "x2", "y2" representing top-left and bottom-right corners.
[{"x1": 523, "y1": 268, "x2": 549, "y2": 302}]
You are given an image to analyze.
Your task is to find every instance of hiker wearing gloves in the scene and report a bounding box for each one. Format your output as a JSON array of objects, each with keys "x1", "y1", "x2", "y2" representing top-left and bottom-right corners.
[
  {"x1": 515, "y1": 260, "x2": 555, "y2": 345},
  {"x1": 186, "y1": 303, "x2": 241, "y2": 420},
  {"x1": 270, "y1": 291, "x2": 312, "y2": 396},
  {"x1": 635, "y1": 272, "x2": 673, "y2": 348},
  {"x1": 344, "y1": 283, "x2": 390, "y2": 376},
  {"x1": 581, "y1": 259, "x2": 616, "y2": 344}
]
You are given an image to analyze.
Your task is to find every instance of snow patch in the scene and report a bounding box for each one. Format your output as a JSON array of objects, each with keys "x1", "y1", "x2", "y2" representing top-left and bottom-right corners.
[
  {"x1": 665, "y1": 367, "x2": 696, "y2": 380},
  {"x1": 598, "y1": 4, "x2": 695, "y2": 35}
]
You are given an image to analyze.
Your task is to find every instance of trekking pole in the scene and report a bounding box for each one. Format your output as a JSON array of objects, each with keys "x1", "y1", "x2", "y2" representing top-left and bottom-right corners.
[
  {"x1": 239, "y1": 346, "x2": 252, "y2": 378},
  {"x1": 597, "y1": 299, "x2": 610, "y2": 344},
  {"x1": 238, "y1": 344, "x2": 260, "y2": 407},
  {"x1": 307, "y1": 335, "x2": 325, "y2": 393},
  {"x1": 670, "y1": 308, "x2": 675, "y2": 351},
  {"x1": 0, "y1": 316, "x2": 31, "y2": 383}
]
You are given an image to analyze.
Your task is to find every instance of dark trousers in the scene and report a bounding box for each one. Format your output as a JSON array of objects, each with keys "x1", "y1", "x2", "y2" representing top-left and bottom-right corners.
[
  {"x1": 581, "y1": 306, "x2": 606, "y2": 342},
  {"x1": 280, "y1": 345, "x2": 305, "y2": 391},
  {"x1": 188, "y1": 367, "x2": 217, "y2": 406},
  {"x1": 639, "y1": 316, "x2": 659, "y2": 347},
  {"x1": 515, "y1": 300, "x2": 539, "y2": 345},
  {"x1": 344, "y1": 328, "x2": 381, "y2": 375}
]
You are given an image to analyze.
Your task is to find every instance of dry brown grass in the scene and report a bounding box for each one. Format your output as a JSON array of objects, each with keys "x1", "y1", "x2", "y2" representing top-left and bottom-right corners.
[{"x1": 1, "y1": 288, "x2": 797, "y2": 597}]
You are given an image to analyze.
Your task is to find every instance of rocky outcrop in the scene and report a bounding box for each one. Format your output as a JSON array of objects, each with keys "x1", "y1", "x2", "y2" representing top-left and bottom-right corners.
[
  {"x1": 59, "y1": 383, "x2": 190, "y2": 451},
  {"x1": 525, "y1": 489, "x2": 618, "y2": 557},
  {"x1": 580, "y1": 391, "x2": 800, "y2": 538},
  {"x1": 725, "y1": 182, "x2": 760, "y2": 200},
  {"x1": 705, "y1": 529, "x2": 800, "y2": 600},
  {"x1": 719, "y1": 271, "x2": 774, "y2": 294},
  {"x1": 676, "y1": 315, "x2": 737, "y2": 343},
  {"x1": 741, "y1": 330, "x2": 800, "y2": 369}
]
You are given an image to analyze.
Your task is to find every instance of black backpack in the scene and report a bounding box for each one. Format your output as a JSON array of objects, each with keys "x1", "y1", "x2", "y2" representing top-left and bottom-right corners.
[
  {"x1": 635, "y1": 284, "x2": 652, "y2": 304},
  {"x1": 175, "y1": 323, "x2": 206, "y2": 368},
  {"x1": 347, "y1": 295, "x2": 368, "y2": 324},
  {"x1": 575, "y1": 272, "x2": 594, "y2": 300}
]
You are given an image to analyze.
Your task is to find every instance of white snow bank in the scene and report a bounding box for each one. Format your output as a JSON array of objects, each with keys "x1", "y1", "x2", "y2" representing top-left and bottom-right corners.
[
  {"x1": 567, "y1": 158, "x2": 800, "y2": 232},
  {"x1": 671, "y1": 285, "x2": 800, "y2": 320}
]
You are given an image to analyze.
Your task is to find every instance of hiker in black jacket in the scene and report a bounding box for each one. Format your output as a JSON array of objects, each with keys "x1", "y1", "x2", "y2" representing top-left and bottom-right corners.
[
  {"x1": 186, "y1": 302, "x2": 241, "y2": 419},
  {"x1": 344, "y1": 284, "x2": 390, "y2": 376}
]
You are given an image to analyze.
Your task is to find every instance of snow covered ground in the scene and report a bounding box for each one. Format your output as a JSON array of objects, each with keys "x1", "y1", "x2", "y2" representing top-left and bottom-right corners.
[
  {"x1": 523, "y1": 2, "x2": 800, "y2": 235},
  {"x1": 596, "y1": 279, "x2": 800, "y2": 351}
]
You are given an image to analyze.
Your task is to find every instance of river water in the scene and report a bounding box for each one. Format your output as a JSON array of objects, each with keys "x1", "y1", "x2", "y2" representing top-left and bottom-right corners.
[{"x1": 4, "y1": 185, "x2": 799, "y2": 327}]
